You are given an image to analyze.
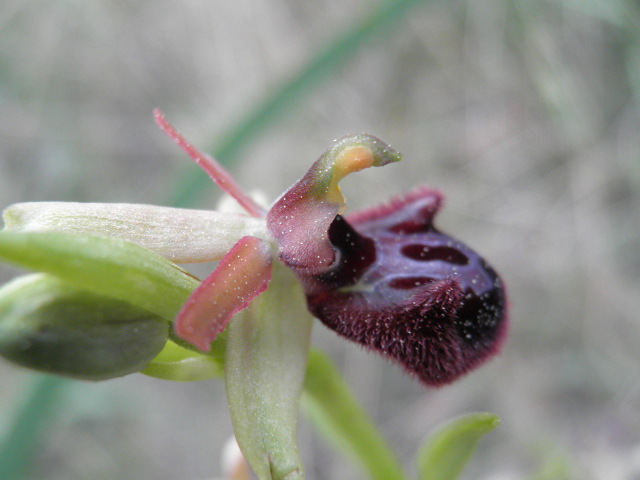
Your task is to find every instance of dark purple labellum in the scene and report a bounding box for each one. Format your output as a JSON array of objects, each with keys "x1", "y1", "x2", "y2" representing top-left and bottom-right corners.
[{"x1": 303, "y1": 187, "x2": 508, "y2": 386}]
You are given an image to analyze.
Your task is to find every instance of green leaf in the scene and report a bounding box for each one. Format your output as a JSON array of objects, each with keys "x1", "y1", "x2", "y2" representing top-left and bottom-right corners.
[
  {"x1": 225, "y1": 262, "x2": 313, "y2": 480},
  {"x1": 302, "y1": 349, "x2": 407, "y2": 480},
  {"x1": 417, "y1": 412, "x2": 501, "y2": 480},
  {"x1": 142, "y1": 338, "x2": 224, "y2": 381},
  {"x1": 0, "y1": 273, "x2": 168, "y2": 380},
  {"x1": 0, "y1": 230, "x2": 198, "y2": 321}
]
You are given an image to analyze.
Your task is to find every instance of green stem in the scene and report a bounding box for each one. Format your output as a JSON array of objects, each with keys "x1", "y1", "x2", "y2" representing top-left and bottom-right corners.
[
  {"x1": 302, "y1": 349, "x2": 408, "y2": 480},
  {"x1": 0, "y1": 375, "x2": 67, "y2": 480}
]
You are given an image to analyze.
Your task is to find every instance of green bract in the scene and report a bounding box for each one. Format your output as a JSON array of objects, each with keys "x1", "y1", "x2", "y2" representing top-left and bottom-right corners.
[
  {"x1": 0, "y1": 274, "x2": 168, "y2": 380},
  {"x1": 225, "y1": 262, "x2": 313, "y2": 480},
  {"x1": 0, "y1": 229, "x2": 230, "y2": 380},
  {"x1": 0, "y1": 230, "x2": 199, "y2": 320},
  {"x1": 142, "y1": 338, "x2": 225, "y2": 381},
  {"x1": 417, "y1": 412, "x2": 501, "y2": 480}
]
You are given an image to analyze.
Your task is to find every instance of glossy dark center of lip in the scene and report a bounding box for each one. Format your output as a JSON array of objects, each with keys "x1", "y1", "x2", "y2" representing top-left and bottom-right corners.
[{"x1": 400, "y1": 244, "x2": 469, "y2": 265}]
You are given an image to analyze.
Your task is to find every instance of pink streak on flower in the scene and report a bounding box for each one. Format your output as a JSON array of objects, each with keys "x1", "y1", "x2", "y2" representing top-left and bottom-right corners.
[
  {"x1": 154, "y1": 109, "x2": 266, "y2": 218},
  {"x1": 175, "y1": 236, "x2": 273, "y2": 351}
]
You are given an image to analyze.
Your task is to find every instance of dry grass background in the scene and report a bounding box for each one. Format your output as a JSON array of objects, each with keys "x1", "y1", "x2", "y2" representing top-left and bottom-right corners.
[{"x1": 1, "y1": 1, "x2": 640, "y2": 479}]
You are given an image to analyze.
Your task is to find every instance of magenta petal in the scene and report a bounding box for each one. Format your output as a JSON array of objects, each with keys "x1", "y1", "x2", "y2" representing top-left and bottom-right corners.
[
  {"x1": 175, "y1": 236, "x2": 273, "y2": 351},
  {"x1": 267, "y1": 198, "x2": 338, "y2": 275},
  {"x1": 154, "y1": 110, "x2": 265, "y2": 218},
  {"x1": 267, "y1": 134, "x2": 401, "y2": 276}
]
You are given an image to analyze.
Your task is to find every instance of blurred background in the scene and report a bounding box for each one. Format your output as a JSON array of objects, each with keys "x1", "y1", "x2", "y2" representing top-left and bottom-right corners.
[{"x1": 1, "y1": 0, "x2": 639, "y2": 479}]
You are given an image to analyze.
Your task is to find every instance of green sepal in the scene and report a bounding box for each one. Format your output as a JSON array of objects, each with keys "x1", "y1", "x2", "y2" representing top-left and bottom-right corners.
[
  {"x1": 417, "y1": 412, "x2": 501, "y2": 480},
  {"x1": 0, "y1": 273, "x2": 168, "y2": 380},
  {"x1": 0, "y1": 231, "x2": 198, "y2": 320},
  {"x1": 142, "y1": 338, "x2": 224, "y2": 381},
  {"x1": 225, "y1": 262, "x2": 313, "y2": 480}
]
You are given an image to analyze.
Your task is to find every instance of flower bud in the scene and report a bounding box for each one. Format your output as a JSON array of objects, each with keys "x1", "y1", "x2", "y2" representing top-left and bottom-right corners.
[{"x1": 0, "y1": 274, "x2": 168, "y2": 380}]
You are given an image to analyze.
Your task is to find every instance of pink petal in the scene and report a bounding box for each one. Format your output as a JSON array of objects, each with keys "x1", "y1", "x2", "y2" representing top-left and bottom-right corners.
[
  {"x1": 154, "y1": 109, "x2": 265, "y2": 218},
  {"x1": 267, "y1": 134, "x2": 401, "y2": 276},
  {"x1": 175, "y1": 236, "x2": 273, "y2": 351}
]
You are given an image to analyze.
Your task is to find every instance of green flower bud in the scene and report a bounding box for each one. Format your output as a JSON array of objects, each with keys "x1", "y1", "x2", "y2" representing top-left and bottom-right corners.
[{"x1": 0, "y1": 274, "x2": 168, "y2": 380}]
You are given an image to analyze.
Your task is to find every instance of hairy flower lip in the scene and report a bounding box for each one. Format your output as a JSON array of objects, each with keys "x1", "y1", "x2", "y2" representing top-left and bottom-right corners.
[{"x1": 303, "y1": 187, "x2": 508, "y2": 386}]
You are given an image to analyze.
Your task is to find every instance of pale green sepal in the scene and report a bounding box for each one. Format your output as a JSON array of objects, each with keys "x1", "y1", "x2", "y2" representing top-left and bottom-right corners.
[
  {"x1": 142, "y1": 338, "x2": 224, "y2": 381},
  {"x1": 0, "y1": 273, "x2": 168, "y2": 380},
  {"x1": 302, "y1": 349, "x2": 408, "y2": 480},
  {"x1": 225, "y1": 262, "x2": 313, "y2": 480},
  {"x1": 417, "y1": 412, "x2": 501, "y2": 480},
  {"x1": 0, "y1": 230, "x2": 198, "y2": 321},
  {"x1": 3, "y1": 202, "x2": 268, "y2": 263}
]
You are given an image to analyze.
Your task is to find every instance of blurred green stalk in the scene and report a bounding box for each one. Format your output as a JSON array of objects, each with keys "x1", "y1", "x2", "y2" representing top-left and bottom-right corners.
[
  {"x1": 0, "y1": 375, "x2": 67, "y2": 480},
  {"x1": 303, "y1": 349, "x2": 408, "y2": 480},
  {"x1": 169, "y1": 0, "x2": 430, "y2": 208}
]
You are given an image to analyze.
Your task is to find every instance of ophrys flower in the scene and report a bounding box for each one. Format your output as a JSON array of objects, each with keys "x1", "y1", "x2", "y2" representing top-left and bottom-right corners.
[{"x1": 2, "y1": 110, "x2": 508, "y2": 386}]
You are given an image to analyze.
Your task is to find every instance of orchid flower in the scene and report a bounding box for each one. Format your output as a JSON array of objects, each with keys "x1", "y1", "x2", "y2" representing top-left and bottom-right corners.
[
  {"x1": 0, "y1": 110, "x2": 507, "y2": 479},
  {"x1": 154, "y1": 110, "x2": 508, "y2": 386}
]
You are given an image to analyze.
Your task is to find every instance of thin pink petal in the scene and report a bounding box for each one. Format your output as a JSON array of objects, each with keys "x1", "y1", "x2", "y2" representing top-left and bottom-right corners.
[
  {"x1": 154, "y1": 109, "x2": 265, "y2": 218},
  {"x1": 175, "y1": 236, "x2": 273, "y2": 351}
]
